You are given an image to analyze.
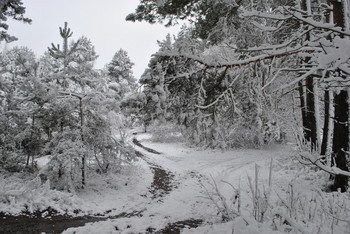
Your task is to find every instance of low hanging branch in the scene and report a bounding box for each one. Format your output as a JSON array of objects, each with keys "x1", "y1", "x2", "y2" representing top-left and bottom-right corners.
[
  {"x1": 156, "y1": 46, "x2": 321, "y2": 71},
  {"x1": 196, "y1": 72, "x2": 242, "y2": 110},
  {"x1": 286, "y1": 8, "x2": 350, "y2": 37},
  {"x1": 299, "y1": 151, "x2": 350, "y2": 177}
]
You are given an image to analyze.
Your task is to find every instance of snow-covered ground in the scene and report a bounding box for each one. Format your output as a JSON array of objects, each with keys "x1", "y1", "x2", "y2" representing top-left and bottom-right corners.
[
  {"x1": 1, "y1": 131, "x2": 349, "y2": 233},
  {"x1": 61, "y1": 134, "x2": 291, "y2": 233}
]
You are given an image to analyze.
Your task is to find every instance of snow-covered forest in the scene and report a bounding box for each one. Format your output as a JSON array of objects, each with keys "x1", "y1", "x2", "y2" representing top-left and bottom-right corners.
[{"x1": 1, "y1": 0, "x2": 350, "y2": 233}]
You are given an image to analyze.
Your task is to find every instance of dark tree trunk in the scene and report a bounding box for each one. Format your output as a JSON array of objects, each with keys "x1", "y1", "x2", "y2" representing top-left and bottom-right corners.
[
  {"x1": 298, "y1": 81, "x2": 308, "y2": 141},
  {"x1": 321, "y1": 5, "x2": 333, "y2": 158},
  {"x1": 80, "y1": 98, "x2": 85, "y2": 189},
  {"x1": 332, "y1": 90, "x2": 349, "y2": 192},
  {"x1": 320, "y1": 90, "x2": 330, "y2": 156},
  {"x1": 305, "y1": 77, "x2": 317, "y2": 150},
  {"x1": 300, "y1": 0, "x2": 318, "y2": 150},
  {"x1": 330, "y1": 0, "x2": 349, "y2": 191}
]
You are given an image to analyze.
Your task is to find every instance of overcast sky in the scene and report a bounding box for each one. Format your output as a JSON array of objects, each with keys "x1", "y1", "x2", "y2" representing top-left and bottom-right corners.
[{"x1": 5, "y1": 0, "x2": 181, "y2": 79}]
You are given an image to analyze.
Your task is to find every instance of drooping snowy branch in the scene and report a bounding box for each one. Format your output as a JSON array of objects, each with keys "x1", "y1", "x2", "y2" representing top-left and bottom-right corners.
[
  {"x1": 300, "y1": 151, "x2": 350, "y2": 177},
  {"x1": 156, "y1": 46, "x2": 321, "y2": 70}
]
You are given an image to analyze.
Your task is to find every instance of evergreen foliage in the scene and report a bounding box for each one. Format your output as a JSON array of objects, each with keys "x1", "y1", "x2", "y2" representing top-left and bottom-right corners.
[
  {"x1": 0, "y1": 0, "x2": 31, "y2": 43},
  {"x1": 130, "y1": 0, "x2": 350, "y2": 190},
  {"x1": 107, "y1": 49, "x2": 137, "y2": 100},
  {"x1": 0, "y1": 22, "x2": 137, "y2": 190}
]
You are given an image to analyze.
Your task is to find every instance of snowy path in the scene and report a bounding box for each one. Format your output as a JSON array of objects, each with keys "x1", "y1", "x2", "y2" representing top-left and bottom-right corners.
[
  {"x1": 62, "y1": 134, "x2": 292, "y2": 233},
  {"x1": 0, "y1": 133, "x2": 293, "y2": 234}
]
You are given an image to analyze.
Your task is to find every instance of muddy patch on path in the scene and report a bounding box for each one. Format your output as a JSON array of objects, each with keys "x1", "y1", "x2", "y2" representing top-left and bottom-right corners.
[
  {"x1": 133, "y1": 137, "x2": 177, "y2": 198},
  {"x1": 135, "y1": 150, "x2": 176, "y2": 199},
  {"x1": 155, "y1": 219, "x2": 204, "y2": 234},
  {"x1": 0, "y1": 210, "x2": 143, "y2": 234}
]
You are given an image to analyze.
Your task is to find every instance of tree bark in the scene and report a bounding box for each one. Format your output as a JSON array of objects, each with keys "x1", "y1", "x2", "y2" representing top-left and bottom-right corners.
[
  {"x1": 301, "y1": 0, "x2": 318, "y2": 151},
  {"x1": 321, "y1": 90, "x2": 330, "y2": 156},
  {"x1": 298, "y1": 81, "x2": 307, "y2": 142},
  {"x1": 332, "y1": 90, "x2": 349, "y2": 191},
  {"x1": 305, "y1": 76, "x2": 317, "y2": 150},
  {"x1": 80, "y1": 98, "x2": 85, "y2": 188},
  {"x1": 330, "y1": 0, "x2": 349, "y2": 191}
]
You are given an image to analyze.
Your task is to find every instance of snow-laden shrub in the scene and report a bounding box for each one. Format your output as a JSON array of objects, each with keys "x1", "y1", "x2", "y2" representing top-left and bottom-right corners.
[
  {"x1": 148, "y1": 121, "x2": 184, "y2": 143},
  {"x1": 0, "y1": 172, "x2": 86, "y2": 215},
  {"x1": 41, "y1": 130, "x2": 85, "y2": 191},
  {"x1": 40, "y1": 127, "x2": 137, "y2": 191},
  {"x1": 202, "y1": 158, "x2": 350, "y2": 234},
  {"x1": 0, "y1": 151, "x2": 27, "y2": 172},
  {"x1": 201, "y1": 176, "x2": 241, "y2": 222}
]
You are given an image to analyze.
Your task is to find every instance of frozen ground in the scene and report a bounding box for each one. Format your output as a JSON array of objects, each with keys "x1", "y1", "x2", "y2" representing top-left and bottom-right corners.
[{"x1": 1, "y1": 131, "x2": 349, "y2": 233}]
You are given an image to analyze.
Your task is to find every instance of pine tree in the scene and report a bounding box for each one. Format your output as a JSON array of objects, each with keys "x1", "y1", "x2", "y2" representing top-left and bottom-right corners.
[
  {"x1": 48, "y1": 22, "x2": 80, "y2": 89},
  {"x1": 107, "y1": 49, "x2": 137, "y2": 100},
  {"x1": 0, "y1": 0, "x2": 31, "y2": 43}
]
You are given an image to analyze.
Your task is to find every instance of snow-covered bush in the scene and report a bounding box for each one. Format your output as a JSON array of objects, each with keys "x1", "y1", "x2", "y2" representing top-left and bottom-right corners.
[
  {"x1": 201, "y1": 176, "x2": 241, "y2": 222},
  {"x1": 0, "y1": 170, "x2": 85, "y2": 215},
  {"x1": 148, "y1": 121, "x2": 184, "y2": 143}
]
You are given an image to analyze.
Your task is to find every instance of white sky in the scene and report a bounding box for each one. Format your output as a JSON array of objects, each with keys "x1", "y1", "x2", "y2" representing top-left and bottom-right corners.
[{"x1": 5, "y1": 0, "x2": 181, "y2": 79}]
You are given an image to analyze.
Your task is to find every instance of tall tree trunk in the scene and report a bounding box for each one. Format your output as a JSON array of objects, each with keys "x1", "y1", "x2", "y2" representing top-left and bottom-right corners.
[
  {"x1": 321, "y1": 90, "x2": 330, "y2": 156},
  {"x1": 305, "y1": 77, "x2": 317, "y2": 150},
  {"x1": 298, "y1": 81, "x2": 308, "y2": 142},
  {"x1": 301, "y1": 0, "x2": 318, "y2": 150},
  {"x1": 321, "y1": 5, "x2": 333, "y2": 159},
  {"x1": 332, "y1": 90, "x2": 349, "y2": 191},
  {"x1": 330, "y1": 0, "x2": 349, "y2": 192},
  {"x1": 79, "y1": 98, "x2": 85, "y2": 188}
]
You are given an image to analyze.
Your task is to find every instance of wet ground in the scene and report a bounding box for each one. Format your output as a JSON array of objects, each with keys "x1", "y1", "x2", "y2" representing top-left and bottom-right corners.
[
  {"x1": 0, "y1": 210, "x2": 143, "y2": 234},
  {"x1": 0, "y1": 139, "x2": 203, "y2": 234}
]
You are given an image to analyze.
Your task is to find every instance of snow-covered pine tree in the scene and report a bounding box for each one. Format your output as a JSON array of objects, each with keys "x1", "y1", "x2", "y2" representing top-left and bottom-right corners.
[
  {"x1": 0, "y1": 46, "x2": 40, "y2": 169},
  {"x1": 0, "y1": 0, "x2": 31, "y2": 43},
  {"x1": 107, "y1": 49, "x2": 137, "y2": 100},
  {"x1": 47, "y1": 22, "x2": 80, "y2": 90}
]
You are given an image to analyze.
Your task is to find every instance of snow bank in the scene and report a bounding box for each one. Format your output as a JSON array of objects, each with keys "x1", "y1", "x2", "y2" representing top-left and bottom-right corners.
[
  {"x1": 0, "y1": 158, "x2": 152, "y2": 217},
  {"x1": 0, "y1": 171, "x2": 85, "y2": 215}
]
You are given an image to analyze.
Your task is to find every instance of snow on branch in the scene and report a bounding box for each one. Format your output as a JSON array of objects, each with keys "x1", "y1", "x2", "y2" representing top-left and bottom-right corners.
[
  {"x1": 58, "y1": 91, "x2": 84, "y2": 99},
  {"x1": 243, "y1": 7, "x2": 350, "y2": 37},
  {"x1": 196, "y1": 72, "x2": 242, "y2": 110},
  {"x1": 278, "y1": 67, "x2": 319, "y2": 91},
  {"x1": 299, "y1": 151, "x2": 350, "y2": 177},
  {"x1": 241, "y1": 9, "x2": 292, "y2": 21},
  {"x1": 156, "y1": 46, "x2": 321, "y2": 70},
  {"x1": 262, "y1": 68, "x2": 310, "y2": 90},
  {"x1": 286, "y1": 8, "x2": 350, "y2": 37},
  {"x1": 251, "y1": 21, "x2": 279, "y2": 31},
  {"x1": 275, "y1": 209, "x2": 312, "y2": 234},
  {"x1": 239, "y1": 29, "x2": 313, "y2": 53}
]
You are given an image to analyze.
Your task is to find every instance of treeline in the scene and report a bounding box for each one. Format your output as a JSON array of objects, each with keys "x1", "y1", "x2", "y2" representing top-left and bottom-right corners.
[{"x1": 0, "y1": 21, "x2": 137, "y2": 190}]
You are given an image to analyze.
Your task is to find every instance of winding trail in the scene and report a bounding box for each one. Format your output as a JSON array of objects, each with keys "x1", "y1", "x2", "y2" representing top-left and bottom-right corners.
[{"x1": 0, "y1": 137, "x2": 204, "y2": 234}]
